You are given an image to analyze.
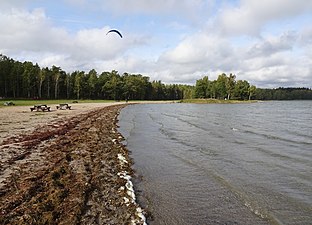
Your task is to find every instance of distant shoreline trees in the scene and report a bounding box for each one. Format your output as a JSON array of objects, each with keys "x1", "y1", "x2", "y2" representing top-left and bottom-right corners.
[
  {"x1": 1, "y1": 54, "x2": 311, "y2": 100},
  {"x1": 0, "y1": 54, "x2": 193, "y2": 100},
  {"x1": 194, "y1": 73, "x2": 312, "y2": 100},
  {"x1": 194, "y1": 73, "x2": 257, "y2": 100},
  {"x1": 254, "y1": 87, "x2": 312, "y2": 100}
]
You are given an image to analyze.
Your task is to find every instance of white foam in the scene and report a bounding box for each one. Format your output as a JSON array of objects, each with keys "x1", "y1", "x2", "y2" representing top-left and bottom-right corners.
[
  {"x1": 117, "y1": 153, "x2": 128, "y2": 165},
  {"x1": 118, "y1": 170, "x2": 147, "y2": 224}
]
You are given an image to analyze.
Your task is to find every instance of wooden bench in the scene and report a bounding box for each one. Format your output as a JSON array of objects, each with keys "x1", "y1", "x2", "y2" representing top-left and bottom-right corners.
[
  {"x1": 30, "y1": 104, "x2": 51, "y2": 112},
  {"x1": 56, "y1": 103, "x2": 71, "y2": 110}
]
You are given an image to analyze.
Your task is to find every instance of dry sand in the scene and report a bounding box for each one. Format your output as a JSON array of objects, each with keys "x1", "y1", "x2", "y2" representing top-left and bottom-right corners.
[
  {"x1": 0, "y1": 103, "x2": 125, "y2": 144},
  {"x1": 0, "y1": 102, "x2": 147, "y2": 224}
]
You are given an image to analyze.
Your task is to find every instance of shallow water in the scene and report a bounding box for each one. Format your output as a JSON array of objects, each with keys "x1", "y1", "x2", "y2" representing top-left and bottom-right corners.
[{"x1": 118, "y1": 101, "x2": 312, "y2": 225}]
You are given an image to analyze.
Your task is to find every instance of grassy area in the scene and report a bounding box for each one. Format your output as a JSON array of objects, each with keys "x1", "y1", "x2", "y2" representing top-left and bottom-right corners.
[
  {"x1": 0, "y1": 99, "x2": 116, "y2": 108},
  {"x1": 180, "y1": 99, "x2": 258, "y2": 104},
  {"x1": 0, "y1": 98, "x2": 258, "y2": 108}
]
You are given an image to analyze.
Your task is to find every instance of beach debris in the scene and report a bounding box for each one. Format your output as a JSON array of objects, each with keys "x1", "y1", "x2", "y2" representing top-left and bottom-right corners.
[
  {"x1": 118, "y1": 170, "x2": 147, "y2": 225},
  {"x1": 123, "y1": 196, "x2": 130, "y2": 204},
  {"x1": 118, "y1": 171, "x2": 135, "y2": 203},
  {"x1": 134, "y1": 207, "x2": 147, "y2": 225},
  {"x1": 0, "y1": 104, "x2": 147, "y2": 224},
  {"x1": 117, "y1": 153, "x2": 128, "y2": 165},
  {"x1": 117, "y1": 152, "x2": 147, "y2": 224}
]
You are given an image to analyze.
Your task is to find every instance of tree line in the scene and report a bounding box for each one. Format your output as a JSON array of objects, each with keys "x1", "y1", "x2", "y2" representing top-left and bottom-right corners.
[
  {"x1": 0, "y1": 54, "x2": 193, "y2": 100},
  {"x1": 254, "y1": 87, "x2": 312, "y2": 100},
  {"x1": 194, "y1": 74, "x2": 256, "y2": 100},
  {"x1": 1, "y1": 54, "x2": 311, "y2": 100},
  {"x1": 194, "y1": 74, "x2": 312, "y2": 100}
]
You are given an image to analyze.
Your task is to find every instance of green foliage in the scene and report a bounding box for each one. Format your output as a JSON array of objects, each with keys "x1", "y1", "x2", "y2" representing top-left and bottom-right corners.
[
  {"x1": 195, "y1": 76, "x2": 210, "y2": 98},
  {"x1": 0, "y1": 54, "x2": 192, "y2": 101},
  {"x1": 216, "y1": 73, "x2": 228, "y2": 99},
  {"x1": 194, "y1": 73, "x2": 251, "y2": 100},
  {"x1": 193, "y1": 74, "x2": 312, "y2": 100},
  {"x1": 248, "y1": 85, "x2": 256, "y2": 100},
  {"x1": 254, "y1": 87, "x2": 312, "y2": 100},
  {"x1": 233, "y1": 80, "x2": 250, "y2": 100},
  {"x1": 226, "y1": 73, "x2": 236, "y2": 100},
  {"x1": 1, "y1": 54, "x2": 311, "y2": 101},
  {"x1": 102, "y1": 71, "x2": 123, "y2": 100}
]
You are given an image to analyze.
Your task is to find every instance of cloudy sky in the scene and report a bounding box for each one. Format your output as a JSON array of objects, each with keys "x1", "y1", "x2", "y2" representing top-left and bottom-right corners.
[{"x1": 1, "y1": 0, "x2": 312, "y2": 87}]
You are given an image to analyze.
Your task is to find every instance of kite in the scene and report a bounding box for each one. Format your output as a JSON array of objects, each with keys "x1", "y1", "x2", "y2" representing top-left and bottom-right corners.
[{"x1": 106, "y1": 29, "x2": 123, "y2": 38}]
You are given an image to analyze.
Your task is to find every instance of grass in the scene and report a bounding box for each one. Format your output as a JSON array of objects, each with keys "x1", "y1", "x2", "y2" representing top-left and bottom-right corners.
[
  {"x1": 180, "y1": 99, "x2": 258, "y2": 104},
  {"x1": 0, "y1": 99, "x2": 115, "y2": 108},
  {"x1": 0, "y1": 98, "x2": 258, "y2": 108}
]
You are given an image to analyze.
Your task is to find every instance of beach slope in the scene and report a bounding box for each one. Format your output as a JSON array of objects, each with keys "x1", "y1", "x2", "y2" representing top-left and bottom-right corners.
[{"x1": 0, "y1": 103, "x2": 146, "y2": 224}]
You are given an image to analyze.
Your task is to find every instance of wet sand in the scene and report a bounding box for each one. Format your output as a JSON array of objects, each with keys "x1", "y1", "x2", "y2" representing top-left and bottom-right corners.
[{"x1": 0, "y1": 103, "x2": 146, "y2": 224}]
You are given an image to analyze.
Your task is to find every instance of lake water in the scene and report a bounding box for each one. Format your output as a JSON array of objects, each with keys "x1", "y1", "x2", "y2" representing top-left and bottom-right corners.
[{"x1": 118, "y1": 101, "x2": 312, "y2": 225}]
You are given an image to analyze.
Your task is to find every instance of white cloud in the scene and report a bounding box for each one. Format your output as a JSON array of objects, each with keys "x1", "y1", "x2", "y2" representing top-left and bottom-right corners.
[
  {"x1": 73, "y1": 28, "x2": 126, "y2": 60},
  {"x1": 156, "y1": 31, "x2": 241, "y2": 83},
  {"x1": 247, "y1": 31, "x2": 297, "y2": 57},
  {"x1": 0, "y1": 6, "x2": 147, "y2": 72},
  {"x1": 150, "y1": 1, "x2": 312, "y2": 87},
  {"x1": 0, "y1": 1, "x2": 311, "y2": 88},
  {"x1": 0, "y1": 8, "x2": 70, "y2": 53},
  {"x1": 217, "y1": 0, "x2": 312, "y2": 36},
  {"x1": 299, "y1": 27, "x2": 312, "y2": 45},
  {"x1": 154, "y1": 26, "x2": 311, "y2": 87},
  {"x1": 243, "y1": 63, "x2": 311, "y2": 88},
  {"x1": 159, "y1": 32, "x2": 233, "y2": 69}
]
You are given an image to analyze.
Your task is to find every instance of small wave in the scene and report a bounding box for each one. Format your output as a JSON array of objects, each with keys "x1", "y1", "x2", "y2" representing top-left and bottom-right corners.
[
  {"x1": 170, "y1": 153, "x2": 280, "y2": 224},
  {"x1": 120, "y1": 102, "x2": 312, "y2": 225},
  {"x1": 243, "y1": 129, "x2": 312, "y2": 146}
]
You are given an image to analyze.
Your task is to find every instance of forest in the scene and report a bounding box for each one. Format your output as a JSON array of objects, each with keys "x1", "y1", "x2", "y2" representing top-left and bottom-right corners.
[
  {"x1": 1, "y1": 54, "x2": 311, "y2": 101},
  {"x1": 194, "y1": 75, "x2": 312, "y2": 100},
  {"x1": 0, "y1": 54, "x2": 192, "y2": 100}
]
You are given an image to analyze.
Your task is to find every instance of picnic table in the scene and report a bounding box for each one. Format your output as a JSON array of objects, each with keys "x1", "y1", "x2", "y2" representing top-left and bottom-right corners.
[
  {"x1": 30, "y1": 104, "x2": 51, "y2": 112},
  {"x1": 56, "y1": 103, "x2": 71, "y2": 110},
  {"x1": 4, "y1": 101, "x2": 15, "y2": 106}
]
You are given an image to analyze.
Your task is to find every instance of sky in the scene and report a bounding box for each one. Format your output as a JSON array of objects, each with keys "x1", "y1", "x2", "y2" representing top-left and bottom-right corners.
[{"x1": 0, "y1": 0, "x2": 312, "y2": 88}]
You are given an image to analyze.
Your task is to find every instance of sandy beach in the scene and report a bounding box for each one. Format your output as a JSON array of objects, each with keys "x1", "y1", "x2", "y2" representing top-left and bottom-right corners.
[{"x1": 0, "y1": 103, "x2": 147, "y2": 224}]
